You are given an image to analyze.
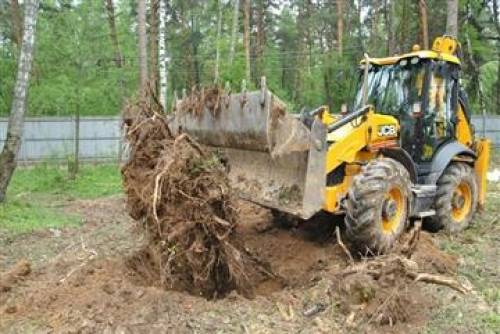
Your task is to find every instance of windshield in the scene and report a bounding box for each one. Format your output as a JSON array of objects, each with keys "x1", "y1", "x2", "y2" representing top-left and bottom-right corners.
[{"x1": 354, "y1": 63, "x2": 424, "y2": 117}]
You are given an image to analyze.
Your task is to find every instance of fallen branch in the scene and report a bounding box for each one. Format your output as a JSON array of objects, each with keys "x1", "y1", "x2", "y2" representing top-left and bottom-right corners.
[
  {"x1": 338, "y1": 254, "x2": 469, "y2": 294},
  {"x1": 336, "y1": 226, "x2": 354, "y2": 263},
  {"x1": 59, "y1": 237, "x2": 97, "y2": 283},
  {"x1": 406, "y1": 271, "x2": 470, "y2": 294},
  {"x1": 400, "y1": 219, "x2": 422, "y2": 257}
]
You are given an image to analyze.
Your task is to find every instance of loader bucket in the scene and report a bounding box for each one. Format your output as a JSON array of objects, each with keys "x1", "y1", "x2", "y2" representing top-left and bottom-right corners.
[{"x1": 172, "y1": 86, "x2": 327, "y2": 219}]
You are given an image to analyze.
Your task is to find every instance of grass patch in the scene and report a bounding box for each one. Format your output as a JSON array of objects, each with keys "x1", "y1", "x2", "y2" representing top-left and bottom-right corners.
[
  {"x1": 0, "y1": 197, "x2": 80, "y2": 234},
  {"x1": 9, "y1": 163, "x2": 122, "y2": 199},
  {"x1": 0, "y1": 163, "x2": 122, "y2": 235},
  {"x1": 424, "y1": 181, "x2": 500, "y2": 333}
]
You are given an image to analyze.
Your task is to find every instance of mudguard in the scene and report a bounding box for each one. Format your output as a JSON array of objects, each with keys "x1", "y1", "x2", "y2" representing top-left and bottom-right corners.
[
  {"x1": 425, "y1": 141, "x2": 476, "y2": 184},
  {"x1": 380, "y1": 148, "x2": 418, "y2": 183}
]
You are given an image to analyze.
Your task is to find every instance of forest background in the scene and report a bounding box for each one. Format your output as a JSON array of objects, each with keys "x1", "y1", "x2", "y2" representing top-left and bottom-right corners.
[{"x1": 0, "y1": 0, "x2": 498, "y2": 118}]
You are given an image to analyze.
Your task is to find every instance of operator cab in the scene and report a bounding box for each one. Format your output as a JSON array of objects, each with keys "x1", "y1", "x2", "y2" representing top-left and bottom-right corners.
[{"x1": 353, "y1": 37, "x2": 470, "y2": 181}]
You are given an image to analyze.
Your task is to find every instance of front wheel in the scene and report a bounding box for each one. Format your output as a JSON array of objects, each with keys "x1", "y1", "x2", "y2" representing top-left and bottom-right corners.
[{"x1": 345, "y1": 158, "x2": 412, "y2": 255}]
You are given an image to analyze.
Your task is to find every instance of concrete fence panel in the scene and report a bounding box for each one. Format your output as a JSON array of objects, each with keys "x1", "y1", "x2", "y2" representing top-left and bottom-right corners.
[
  {"x1": 0, "y1": 117, "x2": 122, "y2": 162},
  {"x1": 0, "y1": 115, "x2": 498, "y2": 163}
]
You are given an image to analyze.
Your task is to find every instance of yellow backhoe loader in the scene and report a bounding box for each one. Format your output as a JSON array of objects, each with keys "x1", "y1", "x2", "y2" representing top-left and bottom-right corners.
[{"x1": 172, "y1": 36, "x2": 490, "y2": 254}]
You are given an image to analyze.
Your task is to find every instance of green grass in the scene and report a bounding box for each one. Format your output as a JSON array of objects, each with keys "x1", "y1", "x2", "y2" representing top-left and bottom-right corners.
[
  {"x1": 0, "y1": 197, "x2": 80, "y2": 234},
  {"x1": 423, "y1": 177, "x2": 500, "y2": 334},
  {"x1": 0, "y1": 163, "x2": 122, "y2": 235},
  {"x1": 9, "y1": 163, "x2": 122, "y2": 199}
]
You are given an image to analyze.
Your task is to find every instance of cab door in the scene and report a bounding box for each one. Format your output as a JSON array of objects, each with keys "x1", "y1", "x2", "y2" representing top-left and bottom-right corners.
[{"x1": 414, "y1": 60, "x2": 459, "y2": 163}]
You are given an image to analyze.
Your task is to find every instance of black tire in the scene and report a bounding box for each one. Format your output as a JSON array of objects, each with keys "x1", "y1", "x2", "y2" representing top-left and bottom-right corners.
[
  {"x1": 427, "y1": 163, "x2": 478, "y2": 234},
  {"x1": 345, "y1": 158, "x2": 411, "y2": 255}
]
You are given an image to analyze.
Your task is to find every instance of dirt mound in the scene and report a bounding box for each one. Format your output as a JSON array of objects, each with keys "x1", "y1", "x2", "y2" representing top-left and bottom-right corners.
[
  {"x1": 329, "y1": 226, "x2": 466, "y2": 330},
  {"x1": 121, "y1": 91, "x2": 264, "y2": 298},
  {"x1": 412, "y1": 232, "x2": 458, "y2": 274},
  {"x1": 0, "y1": 260, "x2": 31, "y2": 293},
  {"x1": 0, "y1": 194, "x2": 473, "y2": 333},
  {"x1": 333, "y1": 256, "x2": 430, "y2": 328}
]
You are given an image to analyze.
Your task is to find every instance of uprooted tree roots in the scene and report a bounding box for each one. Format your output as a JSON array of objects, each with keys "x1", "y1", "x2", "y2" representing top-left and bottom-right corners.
[
  {"x1": 332, "y1": 224, "x2": 469, "y2": 328},
  {"x1": 121, "y1": 92, "x2": 261, "y2": 299},
  {"x1": 174, "y1": 87, "x2": 224, "y2": 117}
]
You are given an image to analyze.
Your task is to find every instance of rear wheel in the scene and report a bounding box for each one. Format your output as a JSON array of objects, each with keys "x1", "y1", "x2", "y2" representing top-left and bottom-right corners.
[
  {"x1": 428, "y1": 163, "x2": 478, "y2": 233},
  {"x1": 345, "y1": 158, "x2": 411, "y2": 255}
]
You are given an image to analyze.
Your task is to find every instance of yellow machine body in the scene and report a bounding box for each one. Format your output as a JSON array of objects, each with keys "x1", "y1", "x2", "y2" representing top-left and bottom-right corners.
[
  {"x1": 321, "y1": 110, "x2": 398, "y2": 212},
  {"x1": 474, "y1": 139, "x2": 490, "y2": 207},
  {"x1": 363, "y1": 36, "x2": 461, "y2": 67},
  {"x1": 173, "y1": 36, "x2": 490, "y2": 220}
]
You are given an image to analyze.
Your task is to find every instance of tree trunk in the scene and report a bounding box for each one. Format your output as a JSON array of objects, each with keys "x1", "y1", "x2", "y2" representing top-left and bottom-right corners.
[
  {"x1": 356, "y1": 0, "x2": 364, "y2": 51},
  {"x1": 158, "y1": 0, "x2": 168, "y2": 109},
  {"x1": 384, "y1": 0, "x2": 395, "y2": 54},
  {"x1": 10, "y1": 0, "x2": 22, "y2": 48},
  {"x1": 255, "y1": 0, "x2": 267, "y2": 82},
  {"x1": 446, "y1": 0, "x2": 459, "y2": 37},
  {"x1": 150, "y1": 0, "x2": 159, "y2": 90},
  {"x1": 337, "y1": 0, "x2": 343, "y2": 55},
  {"x1": 400, "y1": 0, "x2": 408, "y2": 52},
  {"x1": 137, "y1": 0, "x2": 148, "y2": 89},
  {"x1": 295, "y1": 1, "x2": 307, "y2": 102},
  {"x1": 243, "y1": 0, "x2": 251, "y2": 83},
  {"x1": 104, "y1": 0, "x2": 123, "y2": 68},
  {"x1": 465, "y1": 32, "x2": 486, "y2": 133},
  {"x1": 464, "y1": 2, "x2": 486, "y2": 133},
  {"x1": 214, "y1": 0, "x2": 222, "y2": 83},
  {"x1": 229, "y1": 0, "x2": 240, "y2": 65},
  {"x1": 191, "y1": 13, "x2": 201, "y2": 86},
  {"x1": 497, "y1": 55, "x2": 500, "y2": 115},
  {"x1": 370, "y1": 0, "x2": 379, "y2": 52},
  {"x1": 0, "y1": 0, "x2": 39, "y2": 203},
  {"x1": 418, "y1": 0, "x2": 429, "y2": 49},
  {"x1": 491, "y1": 0, "x2": 500, "y2": 114},
  {"x1": 70, "y1": 85, "x2": 80, "y2": 180},
  {"x1": 306, "y1": 0, "x2": 313, "y2": 73}
]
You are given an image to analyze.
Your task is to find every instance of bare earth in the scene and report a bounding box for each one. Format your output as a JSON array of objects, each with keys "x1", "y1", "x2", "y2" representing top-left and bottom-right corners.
[{"x1": 0, "y1": 196, "x2": 497, "y2": 334}]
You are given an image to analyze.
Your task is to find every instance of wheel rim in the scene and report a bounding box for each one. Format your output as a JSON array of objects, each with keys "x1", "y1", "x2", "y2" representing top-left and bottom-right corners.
[
  {"x1": 451, "y1": 181, "x2": 472, "y2": 222},
  {"x1": 381, "y1": 187, "x2": 404, "y2": 234}
]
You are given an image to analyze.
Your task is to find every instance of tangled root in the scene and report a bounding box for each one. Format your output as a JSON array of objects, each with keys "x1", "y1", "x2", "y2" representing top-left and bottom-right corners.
[
  {"x1": 174, "y1": 87, "x2": 224, "y2": 117},
  {"x1": 122, "y1": 89, "x2": 255, "y2": 299}
]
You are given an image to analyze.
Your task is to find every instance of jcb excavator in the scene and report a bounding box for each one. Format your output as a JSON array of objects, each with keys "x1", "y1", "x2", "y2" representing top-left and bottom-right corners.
[{"x1": 172, "y1": 36, "x2": 490, "y2": 254}]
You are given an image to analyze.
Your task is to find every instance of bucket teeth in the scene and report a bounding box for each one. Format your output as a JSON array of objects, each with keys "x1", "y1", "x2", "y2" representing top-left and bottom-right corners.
[
  {"x1": 260, "y1": 76, "x2": 267, "y2": 106},
  {"x1": 172, "y1": 91, "x2": 178, "y2": 108},
  {"x1": 224, "y1": 82, "x2": 231, "y2": 108}
]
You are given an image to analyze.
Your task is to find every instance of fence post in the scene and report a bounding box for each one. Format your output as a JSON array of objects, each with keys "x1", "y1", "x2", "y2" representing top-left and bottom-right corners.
[
  {"x1": 75, "y1": 107, "x2": 80, "y2": 170},
  {"x1": 482, "y1": 110, "x2": 486, "y2": 138},
  {"x1": 118, "y1": 120, "x2": 123, "y2": 163},
  {"x1": 69, "y1": 101, "x2": 80, "y2": 179}
]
